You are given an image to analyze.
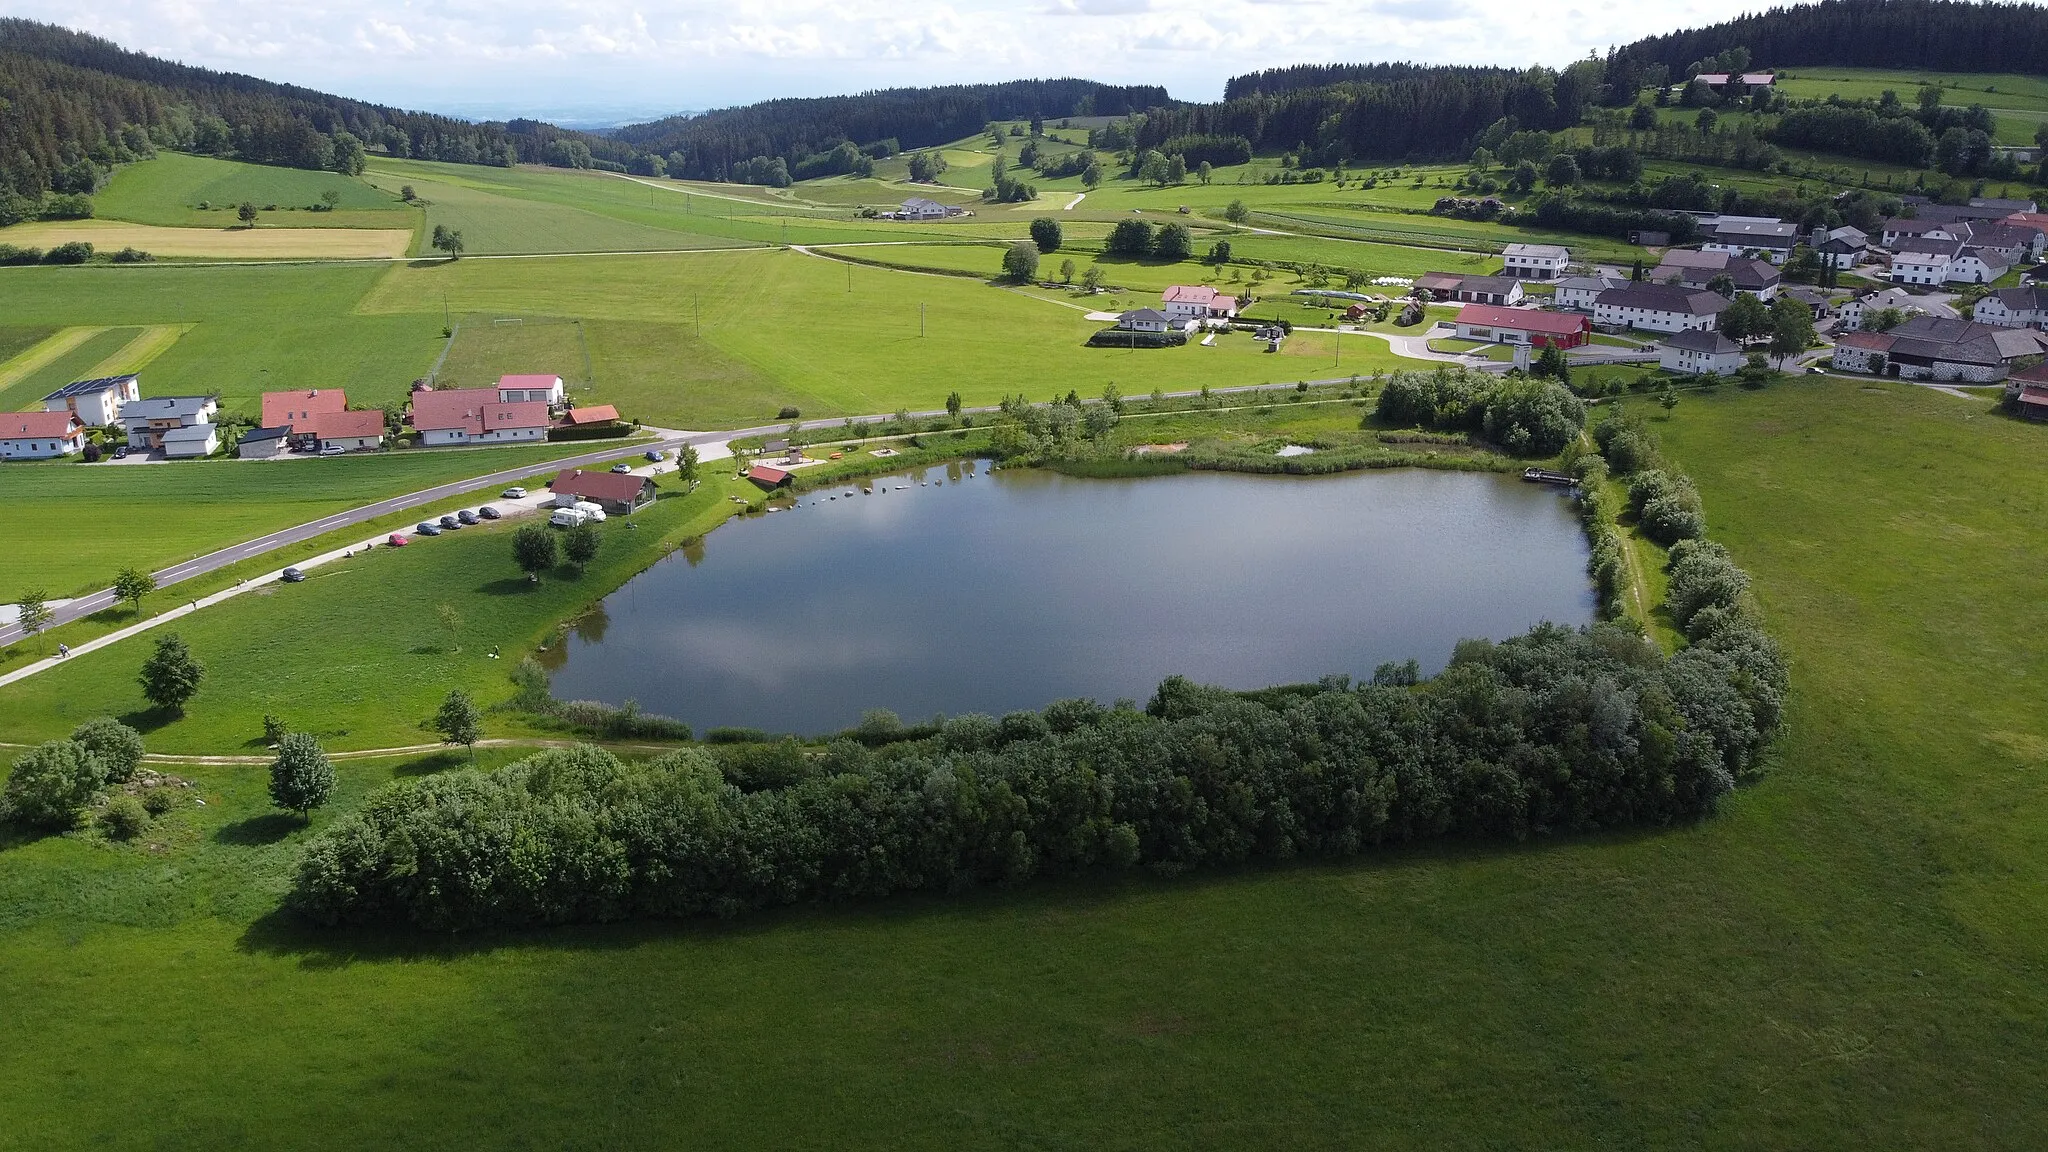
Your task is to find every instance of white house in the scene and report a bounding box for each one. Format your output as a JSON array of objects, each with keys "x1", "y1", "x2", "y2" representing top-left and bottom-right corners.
[
  {"x1": 1551, "y1": 274, "x2": 1625, "y2": 311},
  {"x1": 160, "y1": 422, "x2": 219, "y2": 459},
  {"x1": 1161, "y1": 286, "x2": 1237, "y2": 323},
  {"x1": 1890, "y1": 239, "x2": 1961, "y2": 285},
  {"x1": 1949, "y1": 247, "x2": 2009, "y2": 284},
  {"x1": 1974, "y1": 284, "x2": 2048, "y2": 330},
  {"x1": 1702, "y1": 217, "x2": 1798, "y2": 264},
  {"x1": 1116, "y1": 308, "x2": 1171, "y2": 333},
  {"x1": 1812, "y1": 226, "x2": 1869, "y2": 269},
  {"x1": 119, "y1": 396, "x2": 218, "y2": 450},
  {"x1": 1879, "y1": 218, "x2": 1968, "y2": 249},
  {"x1": 42, "y1": 374, "x2": 139, "y2": 427},
  {"x1": 497, "y1": 374, "x2": 566, "y2": 406},
  {"x1": 1594, "y1": 284, "x2": 1731, "y2": 333},
  {"x1": 1658, "y1": 330, "x2": 1745, "y2": 375},
  {"x1": 898, "y1": 197, "x2": 949, "y2": 221},
  {"x1": 1, "y1": 411, "x2": 85, "y2": 460},
  {"x1": 409, "y1": 387, "x2": 551, "y2": 446},
  {"x1": 1501, "y1": 243, "x2": 1570, "y2": 280}
]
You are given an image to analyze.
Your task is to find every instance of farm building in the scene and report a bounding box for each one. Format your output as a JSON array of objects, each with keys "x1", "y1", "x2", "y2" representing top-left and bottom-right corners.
[
  {"x1": 1500, "y1": 243, "x2": 1570, "y2": 280},
  {"x1": 1650, "y1": 255, "x2": 1781, "y2": 301},
  {"x1": 1594, "y1": 284, "x2": 1730, "y2": 334},
  {"x1": 237, "y1": 426, "x2": 293, "y2": 460},
  {"x1": 1832, "y1": 317, "x2": 2048, "y2": 382},
  {"x1": 1452, "y1": 304, "x2": 1590, "y2": 349},
  {"x1": 559, "y1": 405, "x2": 621, "y2": 427},
  {"x1": 1658, "y1": 331, "x2": 1745, "y2": 376},
  {"x1": 2006, "y1": 362, "x2": 2048, "y2": 420},
  {"x1": 895, "y1": 197, "x2": 952, "y2": 221},
  {"x1": 1417, "y1": 273, "x2": 1524, "y2": 306},
  {"x1": 1, "y1": 411, "x2": 84, "y2": 460},
  {"x1": 746, "y1": 464, "x2": 793, "y2": 489},
  {"x1": 42, "y1": 374, "x2": 139, "y2": 427},
  {"x1": 1701, "y1": 217, "x2": 1798, "y2": 264},
  {"x1": 1552, "y1": 275, "x2": 1626, "y2": 312},
  {"x1": 551, "y1": 468, "x2": 657, "y2": 513}
]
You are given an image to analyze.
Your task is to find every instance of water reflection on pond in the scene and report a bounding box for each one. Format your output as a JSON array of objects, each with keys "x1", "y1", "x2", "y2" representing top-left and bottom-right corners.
[{"x1": 545, "y1": 462, "x2": 1595, "y2": 736}]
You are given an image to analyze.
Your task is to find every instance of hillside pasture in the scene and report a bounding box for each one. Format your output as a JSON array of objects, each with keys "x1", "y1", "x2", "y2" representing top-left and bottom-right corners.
[
  {"x1": 92, "y1": 152, "x2": 410, "y2": 229},
  {"x1": 0, "y1": 219, "x2": 412, "y2": 259},
  {"x1": 0, "y1": 327, "x2": 140, "y2": 413}
]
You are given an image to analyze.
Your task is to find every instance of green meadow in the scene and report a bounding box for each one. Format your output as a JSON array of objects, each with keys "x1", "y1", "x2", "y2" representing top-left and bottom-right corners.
[
  {"x1": 87, "y1": 151, "x2": 413, "y2": 231},
  {"x1": 1, "y1": 381, "x2": 2046, "y2": 1147}
]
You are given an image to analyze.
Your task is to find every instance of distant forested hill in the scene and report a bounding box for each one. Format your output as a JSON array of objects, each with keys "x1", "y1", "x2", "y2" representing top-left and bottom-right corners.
[
  {"x1": 612, "y1": 80, "x2": 1167, "y2": 181},
  {"x1": 1617, "y1": 0, "x2": 2048, "y2": 77},
  {"x1": 0, "y1": 19, "x2": 619, "y2": 207}
]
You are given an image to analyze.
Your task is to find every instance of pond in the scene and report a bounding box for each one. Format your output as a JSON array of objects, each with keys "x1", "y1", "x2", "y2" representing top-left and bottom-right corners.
[{"x1": 544, "y1": 462, "x2": 1596, "y2": 736}]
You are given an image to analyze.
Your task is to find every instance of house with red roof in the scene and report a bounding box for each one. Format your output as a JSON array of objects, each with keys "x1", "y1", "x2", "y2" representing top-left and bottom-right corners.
[
  {"x1": 258, "y1": 388, "x2": 387, "y2": 454},
  {"x1": 409, "y1": 387, "x2": 552, "y2": 446},
  {"x1": 1160, "y1": 286, "x2": 1238, "y2": 323},
  {"x1": 552, "y1": 468, "x2": 656, "y2": 513},
  {"x1": 1452, "y1": 304, "x2": 1590, "y2": 349},
  {"x1": 559, "y1": 405, "x2": 621, "y2": 427},
  {"x1": 1, "y1": 411, "x2": 85, "y2": 460}
]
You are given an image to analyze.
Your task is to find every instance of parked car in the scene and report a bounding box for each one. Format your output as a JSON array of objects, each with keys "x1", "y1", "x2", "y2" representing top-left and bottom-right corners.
[
  {"x1": 456, "y1": 509, "x2": 481, "y2": 525},
  {"x1": 387, "y1": 534, "x2": 410, "y2": 547},
  {"x1": 477, "y1": 506, "x2": 501, "y2": 520},
  {"x1": 280, "y1": 567, "x2": 305, "y2": 583},
  {"x1": 502, "y1": 486, "x2": 527, "y2": 499},
  {"x1": 416, "y1": 522, "x2": 442, "y2": 536},
  {"x1": 439, "y1": 514, "x2": 462, "y2": 530},
  {"x1": 644, "y1": 449, "x2": 665, "y2": 462},
  {"x1": 112, "y1": 445, "x2": 129, "y2": 459},
  {"x1": 610, "y1": 462, "x2": 633, "y2": 474},
  {"x1": 320, "y1": 443, "x2": 346, "y2": 456}
]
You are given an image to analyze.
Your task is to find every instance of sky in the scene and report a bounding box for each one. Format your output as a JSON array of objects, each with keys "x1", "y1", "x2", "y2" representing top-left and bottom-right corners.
[{"x1": 17, "y1": 0, "x2": 1814, "y2": 124}]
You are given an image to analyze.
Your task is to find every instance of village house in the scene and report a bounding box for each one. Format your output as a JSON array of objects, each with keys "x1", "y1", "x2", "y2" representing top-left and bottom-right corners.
[
  {"x1": 1811, "y1": 226, "x2": 1870, "y2": 269},
  {"x1": 1551, "y1": 274, "x2": 1627, "y2": 311},
  {"x1": 118, "y1": 395, "x2": 217, "y2": 452},
  {"x1": 1594, "y1": 283, "x2": 1731, "y2": 333},
  {"x1": 1693, "y1": 71, "x2": 1776, "y2": 92},
  {"x1": 1780, "y1": 286, "x2": 1840, "y2": 322},
  {"x1": 1973, "y1": 283, "x2": 2048, "y2": 330},
  {"x1": 895, "y1": 197, "x2": 951, "y2": 221},
  {"x1": 1500, "y1": 243, "x2": 1570, "y2": 280},
  {"x1": 1701, "y1": 216, "x2": 1798, "y2": 264},
  {"x1": 42, "y1": 374, "x2": 139, "y2": 427},
  {"x1": 551, "y1": 468, "x2": 656, "y2": 514},
  {"x1": 1831, "y1": 316, "x2": 2048, "y2": 382},
  {"x1": 1445, "y1": 275, "x2": 1526, "y2": 306},
  {"x1": 1451, "y1": 304, "x2": 1590, "y2": 348},
  {"x1": 1879, "y1": 217, "x2": 1967, "y2": 249},
  {"x1": 497, "y1": 374, "x2": 566, "y2": 406},
  {"x1": 1115, "y1": 308, "x2": 1172, "y2": 333},
  {"x1": 1650, "y1": 254, "x2": 1781, "y2": 301},
  {"x1": 1958, "y1": 222, "x2": 2044, "y2": 265},
  {"x1": 1658, "y1": 330, "x2": 1745, "y2": 376},
  {"x1": 408, "y1": 387, "x2": 552, "y2": 446},
  {"x1": 1, "y1": 411, "x2": 85, "y2": 460},
  {"x1": 1887, "y1": 238, "x2": 2004, "y2": 286},
  {"x1": 257, "y1": 388, "x2": 386, "y2": 454},
  {"x1": 1837, "y1": 286, "x2": 1927, "y2": 330},
  {"x1": 1161, "y1": 285, "x2": 1238, "y2": 323}
]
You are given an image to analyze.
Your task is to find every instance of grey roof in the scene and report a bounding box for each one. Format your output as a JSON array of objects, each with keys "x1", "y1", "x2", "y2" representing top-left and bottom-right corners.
[
  {"x1": 1503, "y1": 243, "x2": 1569, "y2": 259},
  {"x1": 1120, "y1": 308, "x2": 1169, "y2": 323},
  {"x1": 1662, "y1": 330, "x2": 1740, "y2": 355},
  {"x1": 1554, "y1": 275, "x2": 1624, "y2": 292},
  {"x1": 1969, "y1": 197, "x2": 2039, "y2": 213},
  {"x1": 121, "y1": 396, "x2": 214, "y2": 421},
  {"x1": 43, "y1": 374, "x2": 136, "y2": 402},
  {"x1": 1456, "y1": 275, "x2": 1523, "y2": 295},
  {"x1": 1597, "y1": 283, "x2": 1732, "y2": 315},
  {"x1": 1988, "y1": 284, "x2": 2048, "y2": 310},
  {"x1": 900, "y1": 197, "x2": 946, "y2": 212},
  {"x1": 1965, "y1": 224, "x2": 2035, "y2": 249},
  {"x1": 239, "y1": 425, "x2": 292, "y2": 445},
  {"x1": 1894, "y1": 238, "x2": 1966, "y2": 258},
  {"x1": 1890, "y1": 316, "x2": 2048, "y2": 361},
  {"x1": 159, "y1": 422, "x2": 218, "y2": 445},
  {"x1": 1711, "y1": 218, "x2": 1797, "y2": 243},
  {"x1": 1960, "y1": 246, "x2": 2010, "y2": 269},
  {"x1": 1657, "y1": 249, "x2": 1733, "y2": 270}
]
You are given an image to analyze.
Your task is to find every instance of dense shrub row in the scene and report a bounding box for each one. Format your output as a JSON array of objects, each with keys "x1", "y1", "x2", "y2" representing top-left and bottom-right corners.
[
  {"x1": 1375, "y1": 368, "x2": 1585, "y2": 456},
  {"x1": 290, "y1": 621, "x2": 1785, "y2": 931},
  {"x1": 507, "y1": 659, "x2": 694, "y2": 741},
  {"x1": 2, "y1": 718, "x2": 148, "y2": 831}
]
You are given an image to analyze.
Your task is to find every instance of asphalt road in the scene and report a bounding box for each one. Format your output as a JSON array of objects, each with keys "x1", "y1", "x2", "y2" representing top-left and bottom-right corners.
[{"x1": 0, "y1": 378, "x2": 1382, "y2": 648}]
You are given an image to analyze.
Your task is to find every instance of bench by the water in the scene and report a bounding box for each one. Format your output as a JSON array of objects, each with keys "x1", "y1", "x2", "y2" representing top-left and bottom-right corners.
[{"x1": 1522, "y1": 468, "x2": 1578, "y2": 487}]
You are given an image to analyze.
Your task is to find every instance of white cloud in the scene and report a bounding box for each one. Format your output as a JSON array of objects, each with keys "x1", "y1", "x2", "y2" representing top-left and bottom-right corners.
[{"x1": 12, "y1": 0, "x2": 1823, "y2": 119}]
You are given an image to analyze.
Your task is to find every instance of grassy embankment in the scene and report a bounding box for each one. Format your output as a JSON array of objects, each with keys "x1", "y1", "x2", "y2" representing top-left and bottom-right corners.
[{"x1": 0, "y1": 380, "x2": 2044, "y2": 1147}]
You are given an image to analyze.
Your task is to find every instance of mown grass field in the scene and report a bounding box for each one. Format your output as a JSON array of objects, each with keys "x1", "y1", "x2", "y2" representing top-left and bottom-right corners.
[
  {"x1": 1775, "y1": 67, "x2": 2048, "y2": 146},
  {"x1": 0, "y1": 327, "x2": 138, "y2": 412},
  {"x1": 0, "y1": 442, "x2": 614, "y2": 601},
  {"x1": 90, "y1": 151, "x2": 411, "y2": 229},
  {"x1": 0, "y1": 219, "x2": 414, "y2": 259},
  {"x1": 1, "y1": 380, "x2": 2045, "y2": 1147}
]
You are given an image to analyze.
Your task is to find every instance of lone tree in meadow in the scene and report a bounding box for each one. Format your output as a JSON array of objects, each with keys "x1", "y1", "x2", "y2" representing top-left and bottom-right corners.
[
  {"x1": 14, "y1": 589, "x2": 52, "y2": 651},
  {"x1": 563, "y1": 523, "x2": 602, "y2": 572},
  {"x1": 1224, "y1": 199, "x2": 1250, "y2": 224},
  {"x1": 236, "y1": 202, "x2": 257, "y2": 226},
  {"x1": 433, "y1": 689, "x2": 484, "y2": 760},
  {"x1": 1001, "y1": 241, "x2": 1040, "y2": 282},
  {"x1": 113, "y1": 567, "x2": 155, "y2": 616},
  {"x1": 1029, "y1": 217, "x2": 1063, "y2": 253},
  {"x1": 268, "y1": 733, "x2": 335, "y2": 820},
  {"x1": 431, "y1": 225, "x2": 465, "y2": 259},
  {"x1": 676, "y1": 443, "x2": 699, "y2": 489},
  {"x1": 138, "y1": 632, "x2": 204, "y2": 714},
  {"x1": 512, "y1": 523, "x2": 558, "y2": 580}
]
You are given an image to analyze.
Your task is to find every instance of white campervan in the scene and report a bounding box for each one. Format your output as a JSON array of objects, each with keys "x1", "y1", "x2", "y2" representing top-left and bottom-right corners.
[
  {"x1": 573, "y1": 501, "x2": 607, "y2": 523},
  {"x1": 549, "y1": 507, "x2": 587, "y2": 528}
]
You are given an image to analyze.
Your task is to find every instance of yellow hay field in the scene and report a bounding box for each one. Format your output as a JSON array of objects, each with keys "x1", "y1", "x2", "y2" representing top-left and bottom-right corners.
[{"x1": 0, "y1": 220, "x2": 412, "y2": 259}]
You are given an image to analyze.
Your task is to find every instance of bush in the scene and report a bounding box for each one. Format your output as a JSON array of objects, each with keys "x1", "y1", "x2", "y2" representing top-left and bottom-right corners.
[
  {"x1": 1001, "y1": 241, "x2": 1040, "y2": 282},
  {"x1": 100, "y1": 794, "x2": 149, "y2": 840},
  {"x1": 1594, "y1": 406, "x2": 1661, "y2": 475},
  {"x1": 109, "y1": 247, "x2": 153, "y2": 263},
  {"x1": 777, "y1": 407, "x2": 801, "y2": 420},
  {"x1": 1666, "y1": 540, "x2": 1750, "y2": 630},
  {"x1": 289, "y1": 622, "x2": 1784, "y2": 931},
  {"x1": 41, "y1": 241, "x2": 93, "y2": 264},
  {"x1": 1, "y1": 741, "x2": 107, "y2": 831},
  {"x1": 70, "y1": 717, "x2": 145, "y2": 783},
  {"x1": 140, "y1": 789, "x2": 178, "y2": 817},
  {"x1": 1481, "y1": 378, "x2": 1585, "y2": 456},
  {"x1": 1629, "y1": 470, "x2": 1706, "y2": 546},
  {"x1": 0, "y1": 244, "x2": 42, "y2": 265}
]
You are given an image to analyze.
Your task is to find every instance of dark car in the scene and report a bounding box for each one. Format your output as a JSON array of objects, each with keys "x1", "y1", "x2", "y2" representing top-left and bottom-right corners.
[
  {"x1": 477, "y1": 506, "x2": 501, "y2": 520},
  {"x1": 439, "y1": 514, "x2": 463, "y2": 530},
  {"x1": 610, "y1": 462, "x2": 634, "y2": 474},
  {"x1": 415, "y1": 522, "x2": 442, "y2": 537},
  {"x1": 112, "y1": 445, "x2": 129, "y2": 459},
  {"x1": 280, "y1": 567, "x2": 305, "y2": 583},
  {"x1": 644, "y1": 449, "x2": 665, "y2": 462},
  {"x1": 457, "y1": 509, "x2": 481, "y2": 525}
]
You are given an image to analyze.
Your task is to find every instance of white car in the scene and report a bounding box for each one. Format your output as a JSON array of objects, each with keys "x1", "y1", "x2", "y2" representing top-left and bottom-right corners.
[
  {"x1": 502, "y1": 486, "x2": 527, "y2": 499},
  {"x1": 319, "y1": 443, "x2": 345, "y2": 456}
]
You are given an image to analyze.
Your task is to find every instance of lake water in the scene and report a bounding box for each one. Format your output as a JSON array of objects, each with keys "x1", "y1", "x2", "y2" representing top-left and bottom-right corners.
[{"x1": 544, "y1": 463, "x2": 1596, "y2": 736}]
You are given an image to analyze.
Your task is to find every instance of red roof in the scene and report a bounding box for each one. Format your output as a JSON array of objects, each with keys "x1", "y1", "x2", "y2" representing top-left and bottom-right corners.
[
  {"x1": 1455, "y1": 304, "x2": 1588, "y2": 337},
  {"x1": 2010, "y1": 361, "x2": 2048, "y2": 385},
  {"x1": 552, "y1": 468, "x2": 652, "y2": 504},
  {"x1": 4, "y1": 411, "x2": 80, "y2": 439},
  {"x1": 747, "y1": 464, "x2": 792, "y2": 486},
  {"x1": 1163, "y1": 285, "x2": 1217, "y2": 304},
  {"x1": 311, "y1": 409, "x2": 385, "y2": 440},
  {"x1": 498, "y1": 374, "x2": 562, "y2": 390},
  {"x1": 410, "y1": 387, "x2": 550, "y2": 435},
  {"x1": 562, "y1": 405, "x2": 620, "y2": 426},
  {"x1": 1834, "y1": 330, "x2": 1896, "y2": 352},
  {"x1": 261, "y1": 388, "x2": 347, "y2": 428}
]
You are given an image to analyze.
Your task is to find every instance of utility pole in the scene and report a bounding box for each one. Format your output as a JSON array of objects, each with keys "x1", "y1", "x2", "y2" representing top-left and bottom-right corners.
[
  {"x1": 920, "y1": 302, "x2": 926, "y2": 338},
  {"x1": 694, "y1": 295, "x2": 701, "y2": 338},
  {"x1": 846, "y1": 261, "x2": 852, "y2": 292}
]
